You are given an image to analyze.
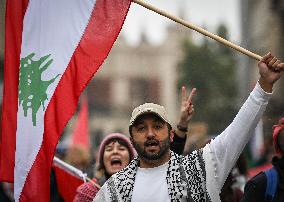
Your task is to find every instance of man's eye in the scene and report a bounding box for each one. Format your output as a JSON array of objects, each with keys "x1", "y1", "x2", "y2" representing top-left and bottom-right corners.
[
  {"x1": 154, "y1": 124, "x2": 163, "y2": 129},
  {"x1": 136, "y1": 126, "x2": 145, "y2": 132}
]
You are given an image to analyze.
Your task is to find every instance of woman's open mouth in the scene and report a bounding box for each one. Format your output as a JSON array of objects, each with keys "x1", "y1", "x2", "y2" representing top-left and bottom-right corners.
[{"x1": 110, "y1": 158, "x2": 122, "y2": 167}]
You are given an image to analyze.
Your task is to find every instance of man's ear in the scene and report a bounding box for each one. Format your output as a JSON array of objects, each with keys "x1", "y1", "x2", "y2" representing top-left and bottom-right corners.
[{"x1": 170, "y1": 130, "x2": 174, "y2": 142}]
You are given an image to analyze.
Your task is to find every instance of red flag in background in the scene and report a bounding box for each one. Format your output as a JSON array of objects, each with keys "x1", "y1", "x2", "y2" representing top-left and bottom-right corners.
[
  {"x1": 52, "y1": 163, "x2": 84, "y2": 202},
  {"x1": 71, "y1": 95, "x2": 90, "y2": 151}
]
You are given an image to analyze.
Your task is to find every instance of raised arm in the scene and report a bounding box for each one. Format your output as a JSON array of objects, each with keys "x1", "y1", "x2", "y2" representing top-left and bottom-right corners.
[
  {"x1": 204, "y1": 52, "x2": 284, "y2": 192},
  {"x1": 171, "y1": 87, "x2": 196, "y2": 154}
]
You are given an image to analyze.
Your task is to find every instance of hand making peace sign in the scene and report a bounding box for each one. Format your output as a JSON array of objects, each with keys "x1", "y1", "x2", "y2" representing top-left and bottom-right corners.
[{"x1": 178, "y1": 86, "x2": 197, "y2": 130}]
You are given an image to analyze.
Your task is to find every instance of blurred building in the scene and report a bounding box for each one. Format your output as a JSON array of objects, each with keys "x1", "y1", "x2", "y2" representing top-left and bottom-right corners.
[
  {"x1": 240, "y1": 0, "x2": 284, "y2": 133},
  {"x1": 85, "y1": 24, "x2": 192, "y2": 138}
]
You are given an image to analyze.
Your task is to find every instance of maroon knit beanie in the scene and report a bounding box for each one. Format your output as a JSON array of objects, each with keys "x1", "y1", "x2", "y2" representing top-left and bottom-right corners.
[{"x1": 98, "y1": 133, "x2": 136, "y2": 170}]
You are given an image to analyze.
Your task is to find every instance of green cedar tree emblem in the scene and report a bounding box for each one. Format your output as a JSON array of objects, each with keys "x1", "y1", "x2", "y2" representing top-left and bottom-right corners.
[{"x1": 19, "y1": 53, "x2": 60, "y2": 126}]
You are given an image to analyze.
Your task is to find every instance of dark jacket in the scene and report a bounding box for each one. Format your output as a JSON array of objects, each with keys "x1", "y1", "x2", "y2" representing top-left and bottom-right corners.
[
  {"x1": 241, "y1": 156, "x2": 284, "y2": 202},
  {"x1": 220, "y1": 173, "x2": 243, "y2": 202},
  {"x1": 170, "y1": 133, "x2": 186, "y2": 155}
]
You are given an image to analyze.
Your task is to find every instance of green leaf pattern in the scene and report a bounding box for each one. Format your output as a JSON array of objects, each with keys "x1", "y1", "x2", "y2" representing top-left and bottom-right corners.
[{"x1": 19, "y1": 53, "x2": 60, "y2": 126}]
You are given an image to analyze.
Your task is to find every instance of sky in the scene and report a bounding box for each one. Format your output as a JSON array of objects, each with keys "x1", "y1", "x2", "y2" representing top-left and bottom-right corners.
[{"x1": 121, "y1": 0, "x2": 241, "y2": 46}]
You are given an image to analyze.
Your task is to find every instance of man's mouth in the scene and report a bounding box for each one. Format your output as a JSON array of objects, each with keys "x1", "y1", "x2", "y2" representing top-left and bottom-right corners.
[{"x1": 145, "y1": 140, "x2": 159, "y2": 148}]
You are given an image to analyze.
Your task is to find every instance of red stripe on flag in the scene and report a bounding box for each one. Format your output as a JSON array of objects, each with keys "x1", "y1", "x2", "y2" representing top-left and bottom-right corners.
[
  {"x1": 0, "y1": 0, "x2": 29, "y2": 182},
  {"x1": 20, "y1": 0, "x2": 131, "y2": 200}
]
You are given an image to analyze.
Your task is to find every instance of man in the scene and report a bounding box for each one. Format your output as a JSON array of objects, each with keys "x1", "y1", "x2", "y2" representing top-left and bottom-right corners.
[
  {"x1": 240, "y1": 117, "x2": 284, "y2": 202},
  {"x1": 94, "y1": 52, "x2": 284, "y2": 201}
]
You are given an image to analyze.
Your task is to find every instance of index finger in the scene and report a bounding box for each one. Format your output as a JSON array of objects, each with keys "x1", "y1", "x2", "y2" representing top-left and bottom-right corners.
[
  {"x1": 187, "y1": 88, "x2": 197, "y2": 103},
  {"x1": 181, "y1": 86, "x2": 187, "y2": 102}
]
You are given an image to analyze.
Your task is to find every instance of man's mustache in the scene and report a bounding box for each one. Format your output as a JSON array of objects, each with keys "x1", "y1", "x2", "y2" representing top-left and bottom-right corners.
[{"x1": 144, "y1": 139, "x2": 159, "y2": 147}]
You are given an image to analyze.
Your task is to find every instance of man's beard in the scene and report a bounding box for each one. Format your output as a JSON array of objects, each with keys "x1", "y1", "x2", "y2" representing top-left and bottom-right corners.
[{"x1": 132, "y1": 135, "x2": 170, "y2": 160}]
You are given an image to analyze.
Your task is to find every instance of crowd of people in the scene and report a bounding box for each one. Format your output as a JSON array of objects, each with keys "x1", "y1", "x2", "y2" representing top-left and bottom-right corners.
[{"x1": 0, "y1": 52, "x2": 283, "y2": 201}]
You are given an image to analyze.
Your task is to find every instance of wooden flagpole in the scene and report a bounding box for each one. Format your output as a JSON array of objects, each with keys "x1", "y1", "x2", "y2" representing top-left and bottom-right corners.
[{"x1": 133, "y1": 0, "x2": 262, "y2": 61}]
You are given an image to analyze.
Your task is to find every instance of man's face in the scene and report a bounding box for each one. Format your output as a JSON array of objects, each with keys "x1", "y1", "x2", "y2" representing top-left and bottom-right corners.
[
  {"x1": 130, "y1": 113, "x2": 173, "y2": 160},
  {"x1": 277, "y1": 130, "x2": 284, "y2": 154}
]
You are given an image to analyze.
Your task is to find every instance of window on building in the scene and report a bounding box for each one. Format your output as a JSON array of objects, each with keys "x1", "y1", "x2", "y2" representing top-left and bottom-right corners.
[{"x1": 129, "y1": 78, "x2": 160, "y2": 108}]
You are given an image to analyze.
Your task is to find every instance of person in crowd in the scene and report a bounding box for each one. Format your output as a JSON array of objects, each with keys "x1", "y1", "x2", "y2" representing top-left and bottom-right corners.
[
  {"x1": 220, "y1": 153, "x2": 248, "y2": 202},
  {"x1": 233, "y1": 153, "x2": 248, "y2": 192},
  {"x1": 94, "y1": 133, "x2": 137, "y2": 185},
  {"x1": 0, "y1": 182, "x2": 14, "y2": 202},
  {"x1": 94, "y1": 52, "x2": 284, "y2": 201},
  {"x1": 74, "y1": 133, "x2": 136, "y2": 202},
  {"x1": 220, "y1": 172, "x2": 243, "y2": 202},
  {"x1": 64, "y1": 145, "x2": 92, "y2": 175},
  {"x1": 74, "y1": 87, "x2": 196, "y2": 201},
  {"x1": 240, "y1": 117, "x2": 284, "y2": 202}
]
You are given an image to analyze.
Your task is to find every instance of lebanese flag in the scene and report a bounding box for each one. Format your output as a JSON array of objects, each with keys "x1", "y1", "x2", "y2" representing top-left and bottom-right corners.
[
  {"x1": 0, "y1": 0, "x2": 131, "y2": 201},
  {"x1": 70, "y1": 95, "x2": 90, "y2": 151}
]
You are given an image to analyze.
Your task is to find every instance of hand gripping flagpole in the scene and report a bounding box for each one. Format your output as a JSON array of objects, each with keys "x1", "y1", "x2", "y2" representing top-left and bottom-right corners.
[
  {"x1": 53, "y1": 157, "x2": 101, "y2": 189},
  {"x1": 133, "y1": 0, "x2": 262, "y2": 61}
]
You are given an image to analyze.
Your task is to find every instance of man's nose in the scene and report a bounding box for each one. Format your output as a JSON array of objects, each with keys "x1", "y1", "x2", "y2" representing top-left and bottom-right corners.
[{"x1": 146, "y1": 128, "x2": 155, "y2": 138}]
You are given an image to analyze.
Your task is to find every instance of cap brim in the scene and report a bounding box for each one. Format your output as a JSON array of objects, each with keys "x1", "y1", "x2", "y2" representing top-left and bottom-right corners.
[{"x1": 130, "y1": 111, "x2": 170, "y2": 127}]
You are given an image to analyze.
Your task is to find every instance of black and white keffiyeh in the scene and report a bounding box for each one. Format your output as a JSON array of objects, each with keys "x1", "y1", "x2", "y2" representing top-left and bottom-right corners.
[{"x1": 94, "y1": 150, "x2": 214, "y2": 202}]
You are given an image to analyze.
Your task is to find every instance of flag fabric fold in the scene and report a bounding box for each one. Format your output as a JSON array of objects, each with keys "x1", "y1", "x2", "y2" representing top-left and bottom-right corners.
[
  {"x1": 0, "y1": 0, "x2": 29, "y2": 183},
  {"x1": 0, "y1": 0, "x2": 132, "y2": 201}
]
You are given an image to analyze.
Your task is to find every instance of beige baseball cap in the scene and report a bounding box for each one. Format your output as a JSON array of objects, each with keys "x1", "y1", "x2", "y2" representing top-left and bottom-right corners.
[{"x1": 129, "y1": 103, "x2": 171, "y2": 127}]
